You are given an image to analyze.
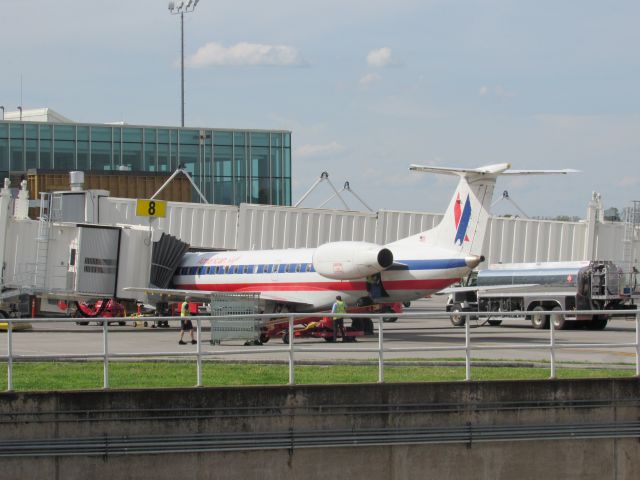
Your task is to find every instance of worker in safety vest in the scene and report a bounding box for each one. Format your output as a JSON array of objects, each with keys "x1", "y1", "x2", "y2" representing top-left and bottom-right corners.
[
  {"x1": 331, "y1": 295, "x2": 347, "y2": 342},
  {"x1": 178, "y1": 297, "x2": 197, "y2": 345}
]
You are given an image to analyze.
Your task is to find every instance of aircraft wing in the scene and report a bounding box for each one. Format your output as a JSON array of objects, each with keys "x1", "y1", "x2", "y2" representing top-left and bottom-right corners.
[{"x1": 122, "y1": 287, "x2": 315, "y2": 309}]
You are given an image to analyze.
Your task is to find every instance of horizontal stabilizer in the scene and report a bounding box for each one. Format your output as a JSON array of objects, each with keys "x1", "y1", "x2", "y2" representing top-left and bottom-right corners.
[{"x1": 410, "y1": 163, "x2": 578, "y2": 178}]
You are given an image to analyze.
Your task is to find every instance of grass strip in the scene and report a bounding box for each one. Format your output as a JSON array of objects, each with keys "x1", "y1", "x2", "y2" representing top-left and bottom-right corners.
[{"x1": 0, "y1": 361, "x2": 634, "y2": 391}]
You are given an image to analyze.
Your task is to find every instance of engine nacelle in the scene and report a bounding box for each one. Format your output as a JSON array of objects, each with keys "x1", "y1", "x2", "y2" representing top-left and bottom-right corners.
[{"x1": 312, "y1": 241, "x2": 394, "y2": 280}]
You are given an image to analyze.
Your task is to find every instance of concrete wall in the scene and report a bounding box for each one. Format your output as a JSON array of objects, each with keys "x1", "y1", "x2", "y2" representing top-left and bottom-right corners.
[{"x1": 0, "y1": 378, "x2": 639, "y2": 479}]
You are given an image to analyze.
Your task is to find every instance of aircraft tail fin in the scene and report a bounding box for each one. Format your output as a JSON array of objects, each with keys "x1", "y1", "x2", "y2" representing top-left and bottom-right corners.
[{"x1": 389, "y1": 163, "x2": 576, "y2": 256}]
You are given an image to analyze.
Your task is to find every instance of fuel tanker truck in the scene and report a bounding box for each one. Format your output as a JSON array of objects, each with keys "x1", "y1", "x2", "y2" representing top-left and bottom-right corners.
[{"x1": 445, "y1": 260, "x2": 637, "y2": 330}]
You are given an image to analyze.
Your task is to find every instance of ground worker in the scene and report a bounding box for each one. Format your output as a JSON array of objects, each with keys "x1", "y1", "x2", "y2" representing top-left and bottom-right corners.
[
  {"x1": 331, "y1": 295, "x2": 347, "y2": 342},
  {"x1": 178, "y1": 296, "x2": 197, "y2": 345}
]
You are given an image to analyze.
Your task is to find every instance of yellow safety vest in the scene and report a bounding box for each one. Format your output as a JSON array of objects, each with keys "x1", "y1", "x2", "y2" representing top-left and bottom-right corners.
[
  {"x1": 181, "y1": 302, "x2": 189, "y2": 317},
  {"x1": 333, "y1": 300, "x2": 346, "y2": 320}
]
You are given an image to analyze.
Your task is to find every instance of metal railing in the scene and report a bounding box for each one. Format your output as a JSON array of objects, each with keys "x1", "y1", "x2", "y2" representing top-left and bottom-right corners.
[{"x1": 1, "y1": 309, "x2": 639, "y2": 391}]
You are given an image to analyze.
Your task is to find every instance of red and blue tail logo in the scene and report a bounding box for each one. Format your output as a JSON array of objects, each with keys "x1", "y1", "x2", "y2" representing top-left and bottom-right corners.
[{"x1": 454, "y1": 193, "x2": 471, "y2": 245}]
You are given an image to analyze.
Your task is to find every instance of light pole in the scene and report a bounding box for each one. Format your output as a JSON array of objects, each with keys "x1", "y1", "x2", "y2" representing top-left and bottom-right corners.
[
  {"x1": 17, "y1": 106, "x2": 22, "y2": 121},
  {"x1": 168, "y1": 0, "x2": 200, "y2": 128},
  {"x1": 0, "y1": 106, "x2": 4, "y2": 120}
]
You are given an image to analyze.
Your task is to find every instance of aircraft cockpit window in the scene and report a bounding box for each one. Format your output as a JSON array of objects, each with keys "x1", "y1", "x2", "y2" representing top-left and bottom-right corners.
[
  {"x1": 189, "y1": 267, "x2": 198, "y2": 275},
  {"x1": 295, "y1": 264, "x2": 301, "y2": 272},
  {"x1": 243, "y1": 265, "x2": 251, "y2": 274},
  {"x1": 305, "y1": 264, "x2": 311, "y2": 272},
  {"x1": 285, "y1": 265, "x2": 290, "y2": 273},
  {"x1": 278, "y1": 265, "x2": 286, "y2": 273}
]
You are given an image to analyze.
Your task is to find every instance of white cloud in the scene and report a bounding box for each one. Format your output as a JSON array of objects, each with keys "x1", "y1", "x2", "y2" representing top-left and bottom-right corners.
[
  {"x1": 359, "y1": 73, "x2": 381, "y2": 87},
  {"x1": 479, "y1": 85, "x2": 516, "y2": 98},
  {"x1": 186, "y1": 42, "x2": 307, "y2": 68},
  {"x1": 294, "y1": 141, "x2": 345, "y2": 158},
  {"x1": 366, "y1": 47, "x2": 394, "y2": 67}
]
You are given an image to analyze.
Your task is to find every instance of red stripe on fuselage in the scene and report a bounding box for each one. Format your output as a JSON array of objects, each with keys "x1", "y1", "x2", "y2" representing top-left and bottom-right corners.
[{"x1": 176, "y1": 278, "x2": 459, "y2": 293}]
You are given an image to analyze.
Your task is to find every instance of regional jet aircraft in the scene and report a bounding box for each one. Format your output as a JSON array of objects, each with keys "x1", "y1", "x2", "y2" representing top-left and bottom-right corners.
[{"x1": 132, "y1": 163, "x2": 575, "y2": 313}]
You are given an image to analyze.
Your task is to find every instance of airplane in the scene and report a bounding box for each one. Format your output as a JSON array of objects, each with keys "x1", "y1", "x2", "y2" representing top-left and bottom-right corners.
[{"x1": 143, "y1": 163, "x2": 576, "y2": 314}]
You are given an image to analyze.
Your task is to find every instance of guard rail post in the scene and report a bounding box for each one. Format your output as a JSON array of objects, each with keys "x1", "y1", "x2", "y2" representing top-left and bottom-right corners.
[
  {"x1": 464, "y1": 313, "x2": 471, "y2": 381},
  {"x1": 549, "y1": 313, "x2": 556, "y2": 379},
  {"x1": 102, "y1": 320, "x2": 109, "y2": 389},
  {"x1": 378, "y1": 314, "x2": 384, "y2": 384},
  {"x1": 7, "y1": 320, "x2": 13, "y2": 391},
  {"x1": 196, "y1": 317, "x2": 202, "y2": 387},
  {"x1": 636, "y1": 310, "x2": 640, "y2": 377},
  {"x1": 288, "y1": 314, "x2": 295, "y2": 385}
]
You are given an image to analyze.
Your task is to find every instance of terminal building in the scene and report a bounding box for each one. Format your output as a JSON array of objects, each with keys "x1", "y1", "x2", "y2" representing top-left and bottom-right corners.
[{"x1": 0, "y1": 108, "x2": 292, "y2": 206}]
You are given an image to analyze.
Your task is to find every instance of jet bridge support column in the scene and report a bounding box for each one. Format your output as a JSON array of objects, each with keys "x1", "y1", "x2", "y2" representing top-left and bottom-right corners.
[{"x1": 0, "y1": 179, "x2": 15, "y2": 286}]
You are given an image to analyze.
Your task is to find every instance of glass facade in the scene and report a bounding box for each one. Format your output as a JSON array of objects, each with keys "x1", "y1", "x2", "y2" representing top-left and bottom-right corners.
[{"x1": 0, "y1": 121, "x2": 292, "y2": 206}]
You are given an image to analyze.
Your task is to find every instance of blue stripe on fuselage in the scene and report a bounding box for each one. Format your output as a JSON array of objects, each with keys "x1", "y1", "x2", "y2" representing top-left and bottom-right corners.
[{"x1": 387, "y1": 259, "x2": 467, "y2": 271}]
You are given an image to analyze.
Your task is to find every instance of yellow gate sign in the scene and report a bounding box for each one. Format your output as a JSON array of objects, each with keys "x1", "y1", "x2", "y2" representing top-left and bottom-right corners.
[{"x1": 136, "y1": 199, "x2": 167, "y2": 218}]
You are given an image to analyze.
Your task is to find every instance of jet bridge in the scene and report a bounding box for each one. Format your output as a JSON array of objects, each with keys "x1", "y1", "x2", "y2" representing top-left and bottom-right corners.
[{"x1": 0, "y1": 178, "x2": 188, "y2": 316}]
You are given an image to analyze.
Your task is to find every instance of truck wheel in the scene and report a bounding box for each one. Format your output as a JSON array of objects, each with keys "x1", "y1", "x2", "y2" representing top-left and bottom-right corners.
[
  {"x1": 487, "y1": 319, "x2": 502, "y2": 326},
  {"x1": 382, "y1": 317, "x2": 398, "y2": 323},
  {"x1": 450, "y1": 306, "x2": 466, "y2": 327},
  {"x1": 588, "y1": 315, "x2": 608, "y2": 330},
  {"x1": 530, "y1": 306, "x2": 549, "y2": 329},
  {"x1": 282, "y1": 332, "x2": 290, "y2": 344},
  {"x1": 551, "y1": 306, "x2": 567, "y2": 330}
]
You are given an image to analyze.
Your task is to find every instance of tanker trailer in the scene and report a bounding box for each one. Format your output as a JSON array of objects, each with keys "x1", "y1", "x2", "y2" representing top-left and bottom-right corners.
[{"x1": 446, "y1": 260, "x2": 636, "y2": 330}]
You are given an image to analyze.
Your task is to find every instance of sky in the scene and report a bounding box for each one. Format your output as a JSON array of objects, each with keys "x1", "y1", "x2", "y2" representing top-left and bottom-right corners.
[{"x1": 2, "y1": 0, "x2": 639, "y2": 218}]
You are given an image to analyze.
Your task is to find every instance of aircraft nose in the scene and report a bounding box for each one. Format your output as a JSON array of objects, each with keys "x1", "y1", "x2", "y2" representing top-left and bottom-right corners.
[{"x1": 464, "y1": 255, "x2": 484, "y2": 269}]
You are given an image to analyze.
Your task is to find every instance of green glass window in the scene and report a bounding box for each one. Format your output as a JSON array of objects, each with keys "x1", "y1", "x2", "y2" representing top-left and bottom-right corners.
[
  {"x1": 144, "y1": 128, "x2": 157, "y2": 143},
  {"x1": 77, "y1": 141, "x2": 90, "y2": 170},
  {"x1": 91, "y1": 127, "x2": 111, "y2": 142},
  {"x1": 250, "y1": 132, "x2": 269, "y2": 147},
  {"x1": 271, "y1": 147, "x2": 282, "y2": 177},
  {"x1": 251, "y1": 177, "x2": 270, "y2": 204},
  {"x1": 213, "y1": 177, "x2": 233, "y2": 204},
  {"x1": 144, "y1": 143, "x2": 157, "y2": 171},
  {"x1": 214, "y1": 146, "x2": 232, "y2": 177},
  {"x1": 271, "y1": 178, "x2": 283, "y2": 206},
  {"x1": 91, "y1": 141, "x2": 111, "y2": 170},
  {"x1": 284, "y1": 178, "x2": 291, "y2": 205},
  {"x1": 270, "y1": 133, "x2": 282, "y2": 147},
  {"x1": 251, "y1": 146, "x2": 269, "y2": 178},
  {"x1": 215, "y1": 131, "x2": 232, "y2": 146},
  {"x1": 26, "y1": 124, "x2": 38, "y2": 140},
  {"x1": 54, "y1": 125, "x2": 74, "y2": 141},
  {"x1": 40, "y1": 139, "x2": 52, "y2": 167},
  {"x1": 179, "y1": 130, "x2": 199, "y2": 145},
  {"x1": 123, "y1": 128, "x2": 142, "y2": 143},
  {"x1": 122, "y1": 142, "x2": 142, "y2": 171},
  {"x1": 158, "y1": 129, "x2": 170, "y2": 144},
  {"x1": 26, "y1": 139, "x2": 38, "y2": 169},
  {"x1": 158, "y1": 143, "x2": 170, "y2": 172},
  {"x1": 0, "y1": 138, "x2": 8, "y2": 172},
  {"x1": 283, "y1": 148, "x2": 291, "y2": 177},
  {"x1": 77, "y1": 126, "x2": 89, "y2": 141},
  {"x1": 179, "y1": 144, "x2": 198, "y2": 175},
  {"x1": 10, "y1": 124, "x2": 24, "y2": 140},
  {"x1": 0, "y1": 123, "x2": 8, "y2": 139},
  {"x1": 113, "y1": 128, "x2": 121, "y2": 142},
  {"x1": 284, "y1": 133, "x2": 290, "y2": 147},
  {"x1": 39, "y1": 125, "x2": 52, "y2": 140},
  {"x1": 234, "y1": 177, "x2": 247, "y2": 204},
  {"x1": 234, "y1": 144, "x2": 246, "y2": 177},
  {"x1": 233, "y1": 132, "x2": 245, "y2": 146},
  {"x1": 10, "y1": 138, "x2": 24, "y2": 171},
  {"x1": 54, "y1": 140, "x2": 75, "y2": 171}
]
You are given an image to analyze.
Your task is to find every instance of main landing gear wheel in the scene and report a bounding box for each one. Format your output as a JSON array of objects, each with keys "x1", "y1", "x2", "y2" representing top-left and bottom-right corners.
[{"x1": 530, "y1": 306, "x2": 549, "y2": 330}]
